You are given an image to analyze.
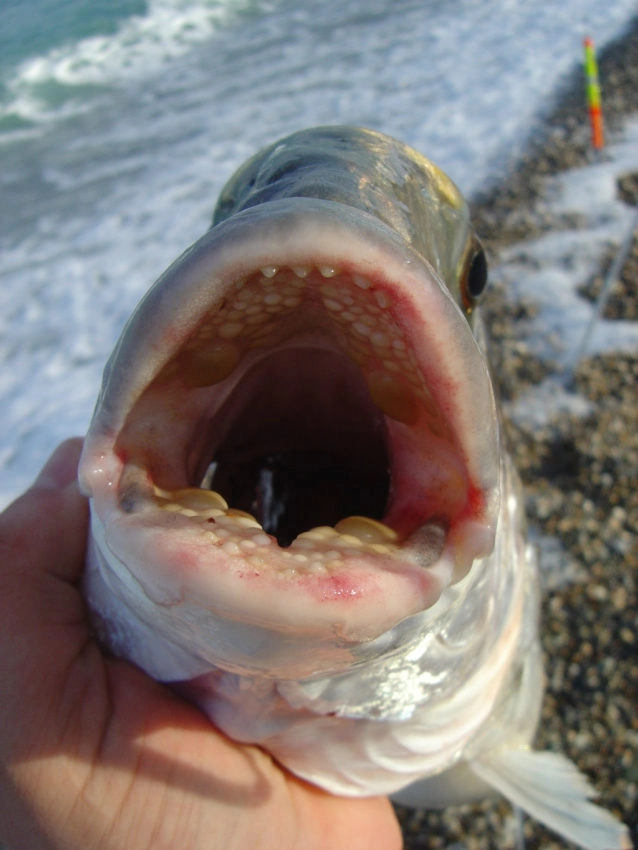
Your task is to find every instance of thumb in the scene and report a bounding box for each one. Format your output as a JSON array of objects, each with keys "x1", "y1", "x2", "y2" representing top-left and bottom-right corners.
[
  {"x1": 0, "y1": 439, "x2": 90, "y2": 776},
  {"x1": 0, "y1": 438, "x2": 88, "y2": 583},
  {"x1": 32, "y1": 438, "x2": 85, "y2": 491}
]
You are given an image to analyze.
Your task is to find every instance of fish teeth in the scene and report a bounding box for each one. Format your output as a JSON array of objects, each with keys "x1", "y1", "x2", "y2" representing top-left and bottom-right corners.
[
  {"x1": 218, "y1": 321, "x2": 244, "y2": 339},
  {"x1": 334, "y1": 516, "x2": 398, "y2": 544},
  {"x1": 226, "y1": 508, "x2": 260, "y2": 523},
  {"x1": 179, "y1": 266, "x2": 423, "y2": 409},
  {"x1": 353, "y1": 274, "x2": 371, "y2": 289},
  {"x1": 322, "y1": 298, "x2": 341, "y2": 312},
  {"x1": 294, "y1": 526, "x2": 335, "y2": 543},
  {"x1": 250, "y1": 532, "x2": 272, "y2": 547},
  {"x1": 374, "y1": 289, "x2": 390, "y2": 308},
  {"x1": 370, "y1": 330, "x2": 389, "y2": 348},
  {"x1": 171, "y1": 488, "x2": 229, "y2": 511},
  {"x1": 157, "y1": 488, "x2": 403, "y2": 560}
]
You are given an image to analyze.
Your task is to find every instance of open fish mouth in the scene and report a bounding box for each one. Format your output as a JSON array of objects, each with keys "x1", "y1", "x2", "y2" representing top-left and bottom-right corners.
[{"x1": 80, "y1": 161, "x2": 499, "y2": 673}]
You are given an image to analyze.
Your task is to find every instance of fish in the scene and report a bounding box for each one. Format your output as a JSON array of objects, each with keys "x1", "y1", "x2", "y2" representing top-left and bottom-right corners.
[{"x1": 78, "y1": 126, "x2": 630, "y2": 850}]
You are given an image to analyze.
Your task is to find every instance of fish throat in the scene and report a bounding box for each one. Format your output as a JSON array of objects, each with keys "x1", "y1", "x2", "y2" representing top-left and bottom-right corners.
[{"x1": 205, "y1": 344, "x2": 391, "y2": 548}]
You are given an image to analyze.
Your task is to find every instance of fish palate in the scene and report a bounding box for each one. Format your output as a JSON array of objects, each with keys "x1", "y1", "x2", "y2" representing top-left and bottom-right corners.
[{"x1": 79, "y1": 126, "x2": 630, "y2": 850}]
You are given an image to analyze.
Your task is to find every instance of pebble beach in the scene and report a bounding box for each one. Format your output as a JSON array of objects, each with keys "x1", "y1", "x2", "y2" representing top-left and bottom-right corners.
[{"x1": 397, "y1": 18, "x2": 638, "y2": 850}]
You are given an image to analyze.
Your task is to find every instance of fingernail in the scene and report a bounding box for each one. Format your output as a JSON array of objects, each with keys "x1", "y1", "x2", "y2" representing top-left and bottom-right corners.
[{"x1": 33, "y1": 438, "x2": 83, "y2": 490}]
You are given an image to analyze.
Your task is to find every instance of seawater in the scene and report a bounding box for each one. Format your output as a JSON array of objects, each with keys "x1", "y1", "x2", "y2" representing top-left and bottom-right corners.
[{"x1": 0, "y1": 0, "x2": 144, "y2": 129}]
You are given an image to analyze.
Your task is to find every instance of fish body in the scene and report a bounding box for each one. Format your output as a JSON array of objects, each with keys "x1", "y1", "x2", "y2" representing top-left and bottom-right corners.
[{"x1": 79, "y1": 127, "x2": 629, "y2": 849}]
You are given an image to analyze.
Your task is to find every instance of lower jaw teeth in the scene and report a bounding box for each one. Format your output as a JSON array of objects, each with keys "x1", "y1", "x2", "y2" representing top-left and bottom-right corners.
[
  {"x1": 334, "y1": 515, "x2": 398, "y2": 543},
  {"x1": 153, "y1": 485, "x2": 401, "y2": 552},
  {"x1": 160, "y1": 487, "x2": 229, "y2": 511}
]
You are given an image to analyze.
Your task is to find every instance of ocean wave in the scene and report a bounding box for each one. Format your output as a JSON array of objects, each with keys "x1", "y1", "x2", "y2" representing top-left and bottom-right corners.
[{"x1": 0, "y1": 0, "x2": 275, "y2": 131}]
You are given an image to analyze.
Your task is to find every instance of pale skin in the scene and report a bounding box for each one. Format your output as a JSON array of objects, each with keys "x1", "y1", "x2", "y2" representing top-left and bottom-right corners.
[{"x1": 0, "y1": 439, "x2": 402, "y2": 850}]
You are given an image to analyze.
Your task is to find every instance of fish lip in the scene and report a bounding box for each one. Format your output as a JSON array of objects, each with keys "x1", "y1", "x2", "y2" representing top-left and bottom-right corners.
[{"x1": 80, "y1": 197, "x2": 500, "y2": 661}]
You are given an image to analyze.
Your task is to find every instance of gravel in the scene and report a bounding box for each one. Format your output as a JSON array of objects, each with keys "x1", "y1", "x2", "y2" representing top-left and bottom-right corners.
[{"x1": 396, "y1": 17, "x2": 638, "y2": 850}]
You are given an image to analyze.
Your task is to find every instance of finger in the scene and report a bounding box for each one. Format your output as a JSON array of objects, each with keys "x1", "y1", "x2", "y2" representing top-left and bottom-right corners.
[
  {"x1": 32, "y1": 437, "x2": 84, "y2": 491},
  {"x1": 290, "y1": 781, "x2": 403, "y2": 850},
  {"x1": 0, "y1": 438, "x2": 91, "y2": 725},
  {"x1": 0, "y1": 439, "x2": 89, "y2": 583},
  {"x1": 0, "y1": 443, "x2": 91, "y2": 760}
]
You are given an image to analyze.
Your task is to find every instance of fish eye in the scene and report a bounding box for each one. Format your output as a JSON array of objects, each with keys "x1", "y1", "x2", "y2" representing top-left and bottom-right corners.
[{"x1": 462, "y1": 244, "x2": 488, "y2": 308}]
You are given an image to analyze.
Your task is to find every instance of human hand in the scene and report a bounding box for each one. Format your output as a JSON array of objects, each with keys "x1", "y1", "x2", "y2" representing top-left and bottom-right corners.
[{"x1": 0, "y1": 440, "x2": 401, "y2": 850}]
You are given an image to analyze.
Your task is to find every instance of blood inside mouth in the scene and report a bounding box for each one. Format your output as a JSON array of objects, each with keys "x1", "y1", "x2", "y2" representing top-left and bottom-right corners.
[{"x1": 114, "y1": 263, "x2": 470, "y2": 571}]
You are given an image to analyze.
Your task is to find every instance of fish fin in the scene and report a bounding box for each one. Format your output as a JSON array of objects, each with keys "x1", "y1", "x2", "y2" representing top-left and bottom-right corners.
[{"x1": 469, "y1": 747, "x2": 631, "y2": 850}]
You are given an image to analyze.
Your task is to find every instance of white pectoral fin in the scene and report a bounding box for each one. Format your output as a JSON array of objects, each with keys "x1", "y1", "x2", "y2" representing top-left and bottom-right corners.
[{"x1": 469, "y1": 747, "x2": 631, "y2": 850}]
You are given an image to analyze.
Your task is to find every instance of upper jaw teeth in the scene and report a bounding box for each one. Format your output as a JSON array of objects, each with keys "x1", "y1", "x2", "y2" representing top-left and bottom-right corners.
[{"x1": 164, "y1": 263, "x2": 452, "y2": 448}]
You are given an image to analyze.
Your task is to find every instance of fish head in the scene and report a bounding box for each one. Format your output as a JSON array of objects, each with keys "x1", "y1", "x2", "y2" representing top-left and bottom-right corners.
[{"x1": 79, "y1": 127, "x2": 499, "y2": 681}]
